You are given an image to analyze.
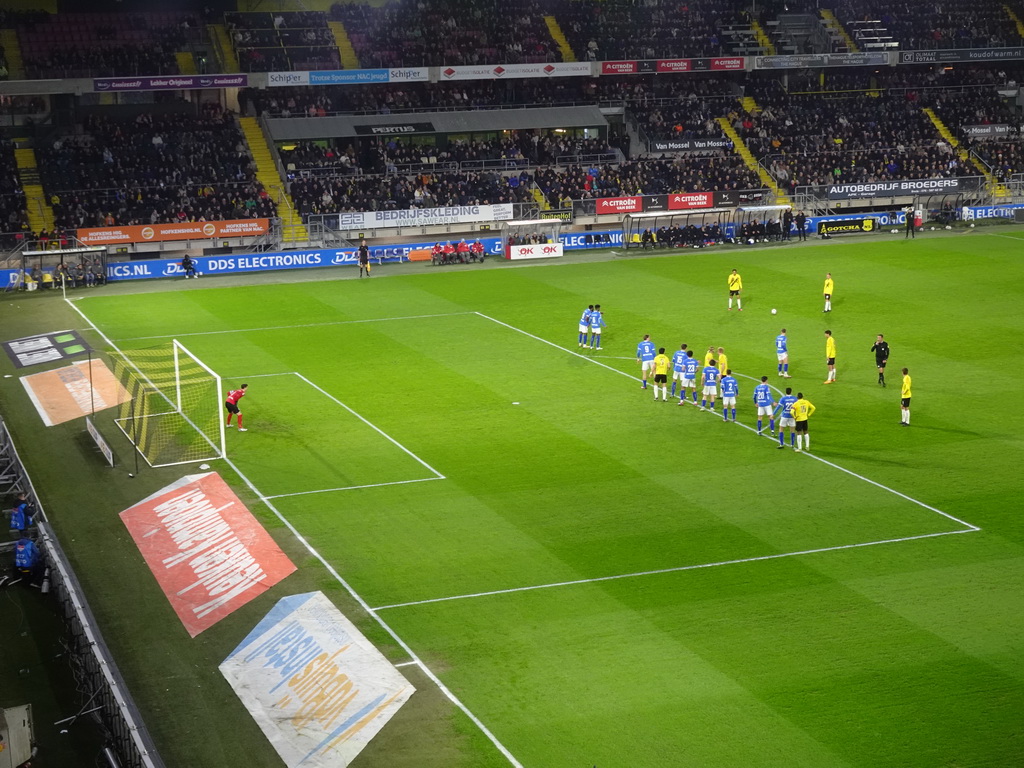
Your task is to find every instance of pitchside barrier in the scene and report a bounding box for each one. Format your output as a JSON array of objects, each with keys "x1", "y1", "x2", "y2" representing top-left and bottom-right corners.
[
  {"x1": 0, "y1": 417, "x2": 164, "y2": 768},
  {"x1": 2, "y1": 203, "x2": 1022, "y2": 286}
]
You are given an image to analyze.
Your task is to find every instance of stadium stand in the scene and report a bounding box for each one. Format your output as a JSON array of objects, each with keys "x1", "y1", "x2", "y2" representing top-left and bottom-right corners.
[
  {"x1": 831, "y1": 0, "x2": 1024, "y2": 51},
  {"x1": 226, "y1": 11, "x2": 341, "y2": 73},
  {"x1": 35, "y1": 105, "x2": 276, "y2": 229},
  {"x1": 15, "y1": 12, "x2": 198, "y2": 79},
  {"x1": 0, "y1": 138, "x2": 29, "y2": 249},
  {"x1": 330, "y1": 0, "x2": 560, "y2": 67}
]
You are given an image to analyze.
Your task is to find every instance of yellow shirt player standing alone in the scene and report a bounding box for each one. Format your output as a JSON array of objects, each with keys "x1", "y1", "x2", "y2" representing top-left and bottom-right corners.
[
  {"x1": 900, "y1": 367, "x2": 912, "y2": 426},
  {"x1": 717, "y1": 347, "x2": 728, "y2": 381},
  {"x1": 824, "y1": 330, "x2": 837, "y2": 383},
  {"x1": 823, "y1": 272, "x2": 834, "y2": 313},
  {"x1": 727, "y1": 269, "x2": 743, "y2": 311},
  {"x1": 652, "y1": 347, "x2": 671, "y2": 402},
  {"x1": 792, "y1": 392, "x2": 816, "y2": 452}
]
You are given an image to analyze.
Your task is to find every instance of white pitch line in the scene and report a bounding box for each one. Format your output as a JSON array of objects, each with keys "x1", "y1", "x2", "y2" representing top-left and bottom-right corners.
[
  {"x1": 476, "y1": 313, "x2": 978, "y2": 532},
  {"x1": 394, "y1": 660, "x2": 421, "y2": 668},
  {"x1": 985, "y1": 232, "x2": 1024, "y2": 241},
  {"x1": 112, "y1": 311, "x2": 478, "y2": 342},
  {"x1": 265, "y1": 476, "x2": 443, "y2": 500},
  {"x1": 372, "y1": 528, "x2": 975, "y2": 611},
  {"x1": 292, "y1": 372, "x2": 445, "y2": 479},
  {"x1": 67, "y1": 299, "x2": 525, "y2": 768}
]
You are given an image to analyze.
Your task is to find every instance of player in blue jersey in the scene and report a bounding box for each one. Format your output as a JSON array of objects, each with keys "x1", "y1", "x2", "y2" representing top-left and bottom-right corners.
[
  {"x1": 700, "y1": 360, "x2": 719, "y2": 411},
  {"x1": 588, "y1": 304, "x2": 605, "y2": 349},
  {"x1": 670, "y1": 343, "x2": 689, "y2": 397},
  {"x1": 636, "y1": 334, "x2": 656, "y2": 389},
  {"x1": 775, "y1": 328, "x2": 792, "y2": 378},
  {"x1": 677, "y1": 350, "x2": 700, "y2": 405},
  {"x1": 753, "y1": 375, "x2": 776, "y2": 435},
  {"x1": 578, "y1": 305, "x2": 593, "y2": 346},
  {"x1": 775, "y1": 387, "x2": 798, "y2": 448},
  {"x1": 720, "y1": 369, "x2": 739, "y2": 422}
]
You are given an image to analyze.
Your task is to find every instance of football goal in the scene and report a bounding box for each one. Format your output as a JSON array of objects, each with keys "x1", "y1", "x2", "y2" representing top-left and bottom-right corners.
[{"x1": 110, "y1": 340, "x2": 226, "y2": 467}]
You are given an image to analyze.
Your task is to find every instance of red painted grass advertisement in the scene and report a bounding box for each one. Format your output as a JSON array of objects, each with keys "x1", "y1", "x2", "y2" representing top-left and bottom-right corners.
[{"x1": 120, "y1": 472, "x2": 295, "y2": 637}]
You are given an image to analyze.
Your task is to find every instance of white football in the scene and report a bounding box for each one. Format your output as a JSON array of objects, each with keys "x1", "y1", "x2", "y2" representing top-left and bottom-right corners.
[
  {"x1": 771, "y1": 308, "x2": 777, "y2": 315},
  {"x1": 892, "y1": 229, "x2": 899, "y2": 234}
]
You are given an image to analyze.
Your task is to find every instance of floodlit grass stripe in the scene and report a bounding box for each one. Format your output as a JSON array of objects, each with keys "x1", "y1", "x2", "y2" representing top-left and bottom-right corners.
[
  {"x1": 291, "y1": 372, "x2": 445, "y2": 480},
  {"x1": 69, "y1": 295, "x2": 524, "y2": 768},
  {"x1": 264, "y1": 476, "x2": 444, "y2": 500},
  {"x1": 372, "y1": 528, "x2": 976, "y2": 611},
  {"x1": 479, "y1": 311, "x2": 977, "y2": 530},
  {"x1": 111, "y1": 311, "x2": 479, "y2": 342}
]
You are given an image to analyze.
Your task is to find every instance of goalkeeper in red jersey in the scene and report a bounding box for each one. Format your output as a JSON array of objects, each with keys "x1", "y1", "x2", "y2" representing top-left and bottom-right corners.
[{"x1": 225, "y1": 384, "x2": 248, "y2": 431}]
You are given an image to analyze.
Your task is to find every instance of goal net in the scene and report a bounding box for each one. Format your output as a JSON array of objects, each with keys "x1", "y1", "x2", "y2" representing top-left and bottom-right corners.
[{"x1": 110, "y1": 340, "x2": 226, "y2": 467}]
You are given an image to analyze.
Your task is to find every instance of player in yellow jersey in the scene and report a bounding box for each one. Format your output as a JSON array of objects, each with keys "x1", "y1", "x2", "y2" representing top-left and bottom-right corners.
[
  {"x1": 704, "y1": 346, "x2": 715, "y2": 367},
  {"x1": 900, "y1": 367, "x2": 912, "y2": 426},
  {"x1": 717, "y1": 347, "x2": 728, "y2": 382},
  {"x1": 792, "y1": 392, "x2": 816, "y2": 452},
  {"x1": 652, "y1": 347, "x2": 671, "y2": 402},
  {"x1": 727, "y1": 269, "x2": 743, "y2": 311},
  {"x1": 822, "y1": 272, "x2": 834, "y2": 313},
  {"x1": 824, "y1": 330, "x2": 836, "y2": 383}
]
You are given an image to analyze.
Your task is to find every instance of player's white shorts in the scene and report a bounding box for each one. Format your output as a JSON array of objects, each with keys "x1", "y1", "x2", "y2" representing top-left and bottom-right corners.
[
  {"x1": 722, "y1": 396, "x2": 736, "y2": 407},
  {"x1": 702, "y1": 385, "x2": 717, "y2": 396},
  {"x1": 780, "y1": 417, "x2": 796, "y2": 428},
  {"x1": 591, "y1": 327, "x2": 602, "y2": 336},
  {"x1": 641, "y1": 360, "x2": 654, "y2": 373},
  {"x1": 684, "y1": 378, "x2": 696, "y2": 388},
  {"x1": 757, "y1": 405, "x2": 774, "y2": 417},
  {"x1": 579, "y1": 323, "x2": 588, "y2": 333},
  {"x1": 777, "y1": 352, "x2": 788, "y2": 362}
]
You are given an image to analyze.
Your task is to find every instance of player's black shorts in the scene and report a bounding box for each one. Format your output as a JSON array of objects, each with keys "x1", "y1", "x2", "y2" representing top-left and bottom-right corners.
[
  {"x1": 901, "y1": 398, "x2": 911, "y2": 408},
  {"x1": 876, "y1": 359, "x2": 887, "y2": 368},
  {"x1": 654, "y1": 373, "x2": 667, "y2": 384},
  {"x1": 225, "y1": 401, "x2": 240, "y2": 414},
  {"x1": 795, "y1": 421, "x2": 809, "y2": 432},
  {"x1": 729, "y1": 290, "x2": 740, "y2": 296},
  {"x1": 826, "y1": 357, "x2": 835, "y2": 365},
  {"x1": 824, "y1": 293, "x2": 831, "y2": 300}
]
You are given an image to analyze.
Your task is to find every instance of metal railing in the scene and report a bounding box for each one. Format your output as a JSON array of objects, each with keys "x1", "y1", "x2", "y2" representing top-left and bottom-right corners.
[{"x1": 0, "y1": 417, "x2": 165, "y2": 768}]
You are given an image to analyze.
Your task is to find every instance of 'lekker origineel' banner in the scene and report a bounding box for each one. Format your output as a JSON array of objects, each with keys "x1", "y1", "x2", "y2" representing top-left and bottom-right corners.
[
  {"x1": 77, "y1": 218, "x2": 270, "y2": 245},
  {"x1": 120, "y1": 472, "x2": 296, "y2": 637}
]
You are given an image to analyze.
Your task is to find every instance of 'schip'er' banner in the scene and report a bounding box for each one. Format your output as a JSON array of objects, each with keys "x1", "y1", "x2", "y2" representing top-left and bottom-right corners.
[
  {"x1": 120, "y1": 472, "x2": 296, "y2": 637},
  {"x1": 77, "y1": 218, "x2": 270, "y2": 245}
]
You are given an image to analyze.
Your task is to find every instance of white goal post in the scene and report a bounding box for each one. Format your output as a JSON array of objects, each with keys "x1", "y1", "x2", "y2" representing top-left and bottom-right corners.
[{"x1": 110, "y1": 340, "x2": 226, "y2": 467}]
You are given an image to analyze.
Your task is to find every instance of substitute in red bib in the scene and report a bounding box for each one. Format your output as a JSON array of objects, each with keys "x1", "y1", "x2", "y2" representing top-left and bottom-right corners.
[{"x1": 226, "y1": 383, "x2": 249, "y2": 432}]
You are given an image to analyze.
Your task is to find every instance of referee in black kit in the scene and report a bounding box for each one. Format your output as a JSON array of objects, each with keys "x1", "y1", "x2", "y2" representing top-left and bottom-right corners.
[
  {"x1": 357, "y1": 239, "x2": 371, "y2": 278},
  {"x1": 871, "y1": 334, "x2": 890, "y2": 386}
]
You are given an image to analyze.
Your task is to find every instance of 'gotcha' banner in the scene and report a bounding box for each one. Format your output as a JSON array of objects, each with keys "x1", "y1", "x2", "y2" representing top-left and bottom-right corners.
[
  {"x1": 220, "y1": 591, "x2": 415, "y2": 768},
  {"x1": 440, "y1": 62, "x2": 592, "y2": 80},
  {"x1": 600, "y1": 57, "x2": 745, "y2": 75},
  {"x1": 93, "y1": 74, "x2": 248, "y2": 92},
  {"x1": 77, "y1": 219, "x2": 269, "y2": 245},
  {"x1": 120, "y1": 473, "x2": 296, "y2": 637}
]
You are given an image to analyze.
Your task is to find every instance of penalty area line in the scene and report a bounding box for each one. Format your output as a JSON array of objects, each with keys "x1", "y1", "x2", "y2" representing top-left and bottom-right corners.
[
  {"x1": 66, "y1": 299, "x2": 524, "y2": 768},
  {"x1": 265, "y1": 476, "x2": 443, "y2": 500},
  {"x1": 373, "y1": 528, "x2": 976, "y2": 611}
]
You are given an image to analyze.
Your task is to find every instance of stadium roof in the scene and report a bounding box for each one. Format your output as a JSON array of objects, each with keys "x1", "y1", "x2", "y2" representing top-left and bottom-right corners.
[{"x1": 266, "y1": 106, "x2": 609, "y2": 141}]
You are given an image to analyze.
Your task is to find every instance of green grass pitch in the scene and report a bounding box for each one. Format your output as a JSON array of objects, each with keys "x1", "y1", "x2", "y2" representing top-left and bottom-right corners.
[{"x1": 4, "y1": 229, "x2": 1024, "y2": 768}]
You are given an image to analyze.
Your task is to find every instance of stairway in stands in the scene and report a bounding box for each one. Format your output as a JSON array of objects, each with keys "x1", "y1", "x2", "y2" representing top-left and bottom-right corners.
[
  {"x1": 209, "y1": 23, "x2": 239, "y2": 73},
  {"x1": 750, "y1": 20, "x2": 776, "y2": 55},
  {"x1": 922, "y1": 107, "x2": 1010, "y2": 199},
  {"x1": 175, "y1": 51, "x2": 197, "y2": 75},
  {"x1": 543, "y1": 16, "x2": 576, "y2": 61},
  {"x1": 328, "y1": 21, "x2": 360, "y2": 69},
  {"x1": 1004, "y1": 5, "x2": 1024, "y2": 37},
  {"x1": 13, "y1": 145, "x2": 55, "y2": 233},
  {"x1": 819, "y1": 9, "x2": 859, "y2": 52},
  {"x1": 0, "y1": 29, "x2": 24, "y2": 79},
  {"x1": 238, "y1": 117, "x2": 308, "y2": 244},
  {"x1": 716, "y1": 105, "x2": 790, "y2": 205}
]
